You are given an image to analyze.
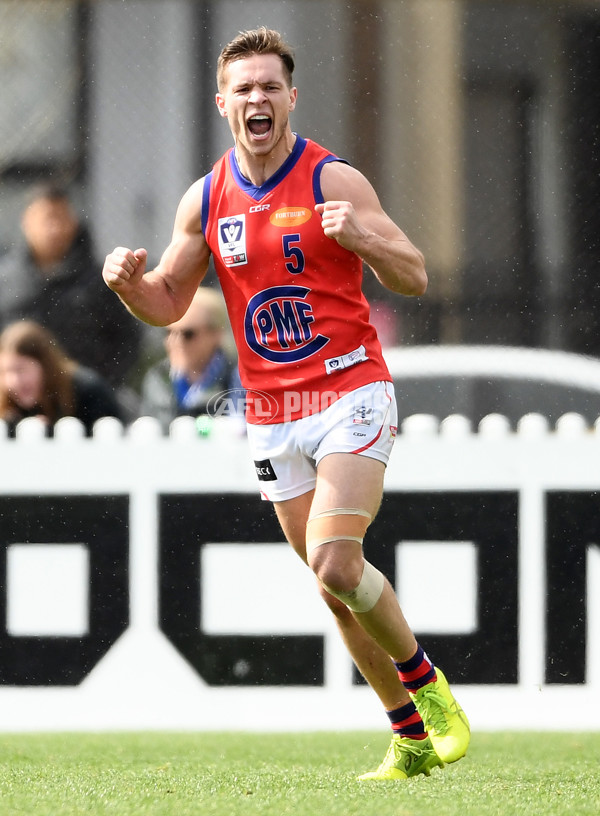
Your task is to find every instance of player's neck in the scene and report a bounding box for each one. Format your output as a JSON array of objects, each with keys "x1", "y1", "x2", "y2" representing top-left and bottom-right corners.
[{"x1": 235, "y1": 131, "x2": 296, "y2": 187}]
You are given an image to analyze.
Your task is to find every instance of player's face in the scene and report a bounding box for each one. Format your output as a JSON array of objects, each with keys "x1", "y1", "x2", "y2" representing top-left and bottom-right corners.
[
  {"x1": 0, "y1": 352, "x2": 44, "y2": 410},
  {"x1": 215, "y1": 54, "x2": 297, "y2": 159}
]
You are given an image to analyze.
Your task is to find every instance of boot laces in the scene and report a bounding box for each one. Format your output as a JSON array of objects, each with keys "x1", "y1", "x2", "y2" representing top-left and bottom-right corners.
[{"x1": 417, "y1": 686, "x2": 451, "y2": 735}]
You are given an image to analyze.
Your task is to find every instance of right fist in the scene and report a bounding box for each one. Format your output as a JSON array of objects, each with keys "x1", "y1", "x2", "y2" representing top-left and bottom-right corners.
[{"x1": 102, "y1": 247, "x2": 148, "y2": 291}]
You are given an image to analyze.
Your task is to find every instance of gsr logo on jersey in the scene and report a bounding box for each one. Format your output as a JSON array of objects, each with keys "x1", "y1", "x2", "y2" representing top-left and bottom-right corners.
[
  {"x1": 217, "y1": 214, "x2": 247, "y2": 266},
  {"x1": 244, "y1": 285, "x2": 330, "y2": 363}
]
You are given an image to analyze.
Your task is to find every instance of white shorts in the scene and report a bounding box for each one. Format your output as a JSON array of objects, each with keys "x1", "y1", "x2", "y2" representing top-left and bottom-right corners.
[{"x1": 246, "y1": 381, "x2": 397, "y2": 502}]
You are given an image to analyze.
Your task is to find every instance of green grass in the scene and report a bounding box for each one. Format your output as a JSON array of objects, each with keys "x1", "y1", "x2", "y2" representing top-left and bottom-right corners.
[{"x1": 0, "y1": 731, "x2": 598, "y2": 816}]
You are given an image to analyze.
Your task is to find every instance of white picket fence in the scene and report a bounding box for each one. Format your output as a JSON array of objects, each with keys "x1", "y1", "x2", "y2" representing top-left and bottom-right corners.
[{"x1": 1, "y1": 412, "x2": 599, "y2": 731}]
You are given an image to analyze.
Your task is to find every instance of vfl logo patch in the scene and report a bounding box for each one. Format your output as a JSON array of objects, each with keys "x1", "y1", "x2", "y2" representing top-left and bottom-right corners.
[
  {"x1": 244, "y1": 285, "x2": 330, "y2": 364},
  {"x1": 254, "y1": 458, "x2": 277, "y2": 481},
  {"x1": 324, "y1": 345, "x2": 368, "y2": 375},
  {"x1": 218, "y1": 214, "x2": 247, "y2": 267}
]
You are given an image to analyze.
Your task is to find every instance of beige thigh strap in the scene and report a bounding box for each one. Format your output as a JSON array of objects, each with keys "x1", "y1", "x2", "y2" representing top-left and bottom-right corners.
[{"x1": 306, "y1": 508, "x2": 372, "y2": 555}]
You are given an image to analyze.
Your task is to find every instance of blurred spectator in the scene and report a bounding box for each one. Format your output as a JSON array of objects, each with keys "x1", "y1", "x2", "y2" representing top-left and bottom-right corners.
[
  {"x1": 140, "y1": 287, "x2": 243, "y2": 431},
  {"x1": 0, "y1": 184, "x2": 142, "y2": 390},
  {"x1": 0, "y1": 320, "x2": 124, "y2": 436}
]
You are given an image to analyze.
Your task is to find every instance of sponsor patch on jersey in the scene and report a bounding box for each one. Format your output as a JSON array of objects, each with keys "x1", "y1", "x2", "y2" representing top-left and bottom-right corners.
[
  {"x1": 254, "y1": 458, "x2": 277, "y2": 481},
  {"x1": 324, "y1": 344, "x2": 368, "y2": 375},
  {"x1": 269, "y1": 207, "x2": 312, "y2": 227},
  {"x1": 244, "y1": 285, "x2": 330, "y2": 363},
  {"x1": 218, "y1": 214, "x2": 247, "y2": 266}
]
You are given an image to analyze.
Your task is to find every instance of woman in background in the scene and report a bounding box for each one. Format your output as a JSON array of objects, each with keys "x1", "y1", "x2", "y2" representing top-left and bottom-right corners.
[{"x1": 0, "y1": 320, "x2": 124, "y2": 436}]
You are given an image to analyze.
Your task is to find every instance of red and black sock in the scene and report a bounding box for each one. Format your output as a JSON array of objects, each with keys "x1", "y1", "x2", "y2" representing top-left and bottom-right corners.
[
  {"x1": 394, "y1": 644, "x2": 437, "y2": 693},
  {"x1": 386, "y1": 700, "x2": 428, "y2": 740}
]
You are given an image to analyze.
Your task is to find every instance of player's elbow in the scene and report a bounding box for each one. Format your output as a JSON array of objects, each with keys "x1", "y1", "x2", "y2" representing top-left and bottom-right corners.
[
  {"x1": 405, "y1": 251, "x2": 428, "y2": 296},
  {"x1": 408, "y1": 269, "x2": 428, "y2": 296},
  {"x1": 392, "y1": 259, "x2": 428, "y2": 297}
]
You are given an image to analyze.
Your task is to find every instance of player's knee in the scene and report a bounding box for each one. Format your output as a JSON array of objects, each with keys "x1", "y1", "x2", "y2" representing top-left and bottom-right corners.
[
  {"x1": 306, "y1": 507, "x2": 384, "y2": 613},
  {"x1": 321, "y1": 559, "x2": 385, "y2": 614},
  {"x1": 306, "y1": 506, "x2": 369, "y2": 586},
  {"x1": 310, "y1": 550, "x2": 363, "y2": 596}
]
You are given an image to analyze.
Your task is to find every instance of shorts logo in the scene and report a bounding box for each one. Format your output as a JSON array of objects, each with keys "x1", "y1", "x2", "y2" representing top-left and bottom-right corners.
[
  {"x1": 244, "y1": 285, "x2": 330, "y2": 363},
  {"x1": 254, "y1": 458, "x2": 277, "y2": 481},
  {"x1": 218, "y1": 214, "x2": 247, "y2": 267},
  {"x1": 353, "y1": 406, "x2": 373, "y2": 426}
]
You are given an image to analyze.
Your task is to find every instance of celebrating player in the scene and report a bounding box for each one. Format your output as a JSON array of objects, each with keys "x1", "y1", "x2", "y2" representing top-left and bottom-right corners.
[{"x1": 102, "y1": 27, "x2": 470, "y2": 780}]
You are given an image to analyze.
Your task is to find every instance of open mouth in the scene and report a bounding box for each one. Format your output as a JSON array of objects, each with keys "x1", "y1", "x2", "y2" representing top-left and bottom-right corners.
[{"x1": 247, "y1": 114, "x2": 272, "y2": 137}]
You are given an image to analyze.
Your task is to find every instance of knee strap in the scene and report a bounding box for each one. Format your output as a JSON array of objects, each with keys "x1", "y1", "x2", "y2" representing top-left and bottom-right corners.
[
  {"x1": 306, "y1": 508, "x2": 372, "y2": 555},
  {"x1": 323, "y1": 559, "x2": 385, "y2": 613},
  {"x1": 306, "y1": 508, "x2": 384, "y2": 613}
]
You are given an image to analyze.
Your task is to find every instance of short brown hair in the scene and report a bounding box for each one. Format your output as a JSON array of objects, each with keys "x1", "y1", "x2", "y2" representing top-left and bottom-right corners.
[{"x1": 217, "y1": 27, "x2": 295, "y2": 91}]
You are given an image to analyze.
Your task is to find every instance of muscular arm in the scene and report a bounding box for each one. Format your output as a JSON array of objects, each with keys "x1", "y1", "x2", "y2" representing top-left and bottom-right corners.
[
  {"x1": 102, "y1": 178, "x2": 211, "y2": 326},
  {"x1": 317, "y1": 161, "x2": 427, "y2": 296}
]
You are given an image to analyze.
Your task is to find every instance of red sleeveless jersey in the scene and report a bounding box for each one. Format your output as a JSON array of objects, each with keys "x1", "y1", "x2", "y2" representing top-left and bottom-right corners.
[{"x1": 201, "y1": 136, "x2": 392, "y2": 424}]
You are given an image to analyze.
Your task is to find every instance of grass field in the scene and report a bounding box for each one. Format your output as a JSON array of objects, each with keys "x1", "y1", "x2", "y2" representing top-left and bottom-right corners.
[{"x1": 0, "y1": 731, "x2": 598, "y2": 816}]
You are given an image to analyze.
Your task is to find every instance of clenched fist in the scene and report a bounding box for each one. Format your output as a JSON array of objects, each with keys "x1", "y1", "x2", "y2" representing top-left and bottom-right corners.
[{"x1": 102, "y1": 247, "x2": 148, "y2": 293}]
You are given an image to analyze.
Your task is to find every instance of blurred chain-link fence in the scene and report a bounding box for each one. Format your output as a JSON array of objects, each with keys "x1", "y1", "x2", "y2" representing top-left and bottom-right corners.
[{"x1": 0, "y1": 0, "x2": 598, "y2": 386}]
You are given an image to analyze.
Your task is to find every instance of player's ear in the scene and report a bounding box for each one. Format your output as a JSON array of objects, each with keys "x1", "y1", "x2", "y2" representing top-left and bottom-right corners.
[
  {"x1": 215, "y1": 93, "x2": 227, "y2": 117},
  {"x1": 288, "y1": 87, "x2": 297, "y2": 113}
]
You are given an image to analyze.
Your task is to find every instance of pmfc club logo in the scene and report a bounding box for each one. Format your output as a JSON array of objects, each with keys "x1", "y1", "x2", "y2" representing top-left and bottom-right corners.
[
  {"x1": 217, "y1": 214, "x2": 247, "y2": 266},
  {"x1": 244, "y1": 285, "x2": 330, "y2": 363}
]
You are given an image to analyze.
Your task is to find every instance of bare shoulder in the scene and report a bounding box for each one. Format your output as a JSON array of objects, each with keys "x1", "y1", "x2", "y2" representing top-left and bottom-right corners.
[
  {"x1": 319, "y1": 160, "x2": 381, "y2": 207},
  {"x1": 174, "y1": 176, "x2": 208, "y2": 234},
  {"x1": 182, "y1": 176, "x2": 206, "y2": 203},
  {"x1": 319, "y1": 158, "x2": 413, "y2": 247}
]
